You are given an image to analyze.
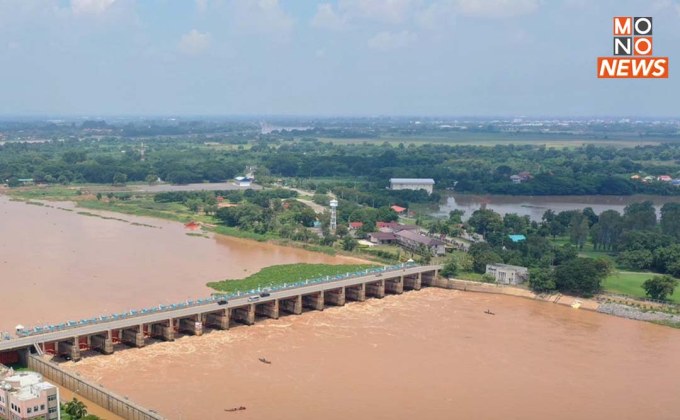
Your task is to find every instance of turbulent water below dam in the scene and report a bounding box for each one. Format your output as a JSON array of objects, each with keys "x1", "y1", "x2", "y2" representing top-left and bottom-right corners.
[{"x1": 64, "y1": 288, "x2": 680, "y2": 420}]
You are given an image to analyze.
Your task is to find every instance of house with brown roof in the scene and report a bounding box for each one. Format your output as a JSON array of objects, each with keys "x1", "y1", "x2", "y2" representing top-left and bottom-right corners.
[
  {"x1": 395, "y1": 230, "x2": 446, "y2": 256},
  {"x1": 368, "y1": 232, "x2": 398, "y2": 245}
]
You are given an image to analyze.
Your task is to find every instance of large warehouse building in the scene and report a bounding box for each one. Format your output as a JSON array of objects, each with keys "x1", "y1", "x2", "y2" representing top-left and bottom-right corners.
[{"x1": 389, "y1": 178, "x2": 435, "y2": 194}]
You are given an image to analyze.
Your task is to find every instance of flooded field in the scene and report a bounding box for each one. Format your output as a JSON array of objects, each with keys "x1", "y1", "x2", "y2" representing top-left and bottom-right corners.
[
  {"x1": 434, "y1": 193, "x2": 680, "y2": 221},
  {"x1": 64, "y1": 288, "x2": 680, "y2": 420},
  {"x1": 0, "y1": 195, "x2": 360, "y2": 334}
]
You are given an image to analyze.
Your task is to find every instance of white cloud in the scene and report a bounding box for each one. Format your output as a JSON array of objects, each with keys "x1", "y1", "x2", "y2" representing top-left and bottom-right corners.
[
  {"x1": 416, "y1": 0, "x2": 456, "y2": 30},
  {"x1": 230, "y1": 0, "x2": 294, "y2": 40},
  {"x1": 367, "y1": 30, "x2": 417, "y2": 51},
  {"x1": 196, "y1": 0, "x2": 208, "y2": 13},
  {"x1": 342, "y1": 0, "x2": 417, "y2": 24},
  {"x1": 178, "y1": 30, "x2": 211, "y2": 55},
  {"x1": 71, "y1": 0, "x2": 116, "y2": 16},
  {"x1": 455, "y1": 0, "x2": 540, "y2": 18},
  {"x1": 311, "y1": 3, "x2": 347, "y2": 30}
]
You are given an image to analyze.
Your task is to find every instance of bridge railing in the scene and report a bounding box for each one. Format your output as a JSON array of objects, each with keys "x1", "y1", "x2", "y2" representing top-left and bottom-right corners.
[{"x1": 9, "y1": 262, "x2": 420, "y2": 340}]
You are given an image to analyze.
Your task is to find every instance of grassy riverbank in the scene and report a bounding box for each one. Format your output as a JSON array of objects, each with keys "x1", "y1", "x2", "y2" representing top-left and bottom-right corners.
[
  {"x1": 207, "y1": 263, "x2": 377, "y2": 293},
  {"x1": 4, "y1": 185, "x2": 391, "y2": 264},
  {"x1": 604, "y1": 271, "x2": 680, "y2": 303}
]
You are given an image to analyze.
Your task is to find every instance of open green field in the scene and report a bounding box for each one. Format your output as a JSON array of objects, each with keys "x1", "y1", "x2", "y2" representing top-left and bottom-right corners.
[
  {"x1": 603, "y1": 271, "x2": 680, "y2": 303},
  {"x1": 550, "y1": 237, "x2": 617, "y2": 264},
  {"x1": 207, "y1": 263, "x2": 378, "y2": 293},
  {"x1": 317, "y1": 131, "x2": 664, "y2": 148}
]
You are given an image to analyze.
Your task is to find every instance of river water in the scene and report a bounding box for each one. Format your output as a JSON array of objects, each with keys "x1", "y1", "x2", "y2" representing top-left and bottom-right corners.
[
  {"x1": 434, "y1": 193, "x2": 680, "y2": 221},
  {"x1": 61, "y1": 288, "x2": 680, "y2": 420},
  {"x1": 0, "y1": 195, "x2": 359, "y2": 334}
]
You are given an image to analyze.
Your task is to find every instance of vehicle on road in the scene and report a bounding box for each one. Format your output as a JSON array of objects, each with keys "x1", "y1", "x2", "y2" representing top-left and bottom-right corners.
[{"x1": 248, "y1": 296, "x2": 260, "y2": 302}]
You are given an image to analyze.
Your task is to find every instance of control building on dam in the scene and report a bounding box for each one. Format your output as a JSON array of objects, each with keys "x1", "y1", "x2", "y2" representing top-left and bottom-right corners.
[{"x1": 0, "y1": 264, "x2": 443, "y2": 362}]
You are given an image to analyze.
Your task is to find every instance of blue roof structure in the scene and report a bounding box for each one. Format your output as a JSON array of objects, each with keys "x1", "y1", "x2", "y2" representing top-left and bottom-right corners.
[{"x1": 508, "y1": 234, "x2": 526, "y2": 243}]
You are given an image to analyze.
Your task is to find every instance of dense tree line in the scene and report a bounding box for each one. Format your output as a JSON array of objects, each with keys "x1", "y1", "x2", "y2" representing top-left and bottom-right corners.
[
  {"x1": 5, "y1": 137, "x2": 680, "y2": 197},
  {"x1": 452, "y1": 201, "x2": 680, "y2": 298}
]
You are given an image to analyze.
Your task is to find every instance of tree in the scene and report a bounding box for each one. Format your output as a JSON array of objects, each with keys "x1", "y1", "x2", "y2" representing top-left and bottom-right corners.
[
  {"x1": 652, "y1": 245, "x2": 680, "y2": 276},
  {"x1": 145, "y1": 174, "x2": 158, "y2": 185},
  {"x1": 472, "y1": 250, "x2": 503, "y2": 273},
  {"x1": 616, "y1": 250, "x2": 653, "y2": 270},
  {"x1": 569, "y1": 214, "x2": 589, "y2": 250},
  {"x1": 112, "y1": 172, "x2": 127, "y2": 186},
  {"x1": 590, "y1": 210, "x2": 622, "y2": 251},
  {"x1": 342, "y1": 237, "x2": 358, "y2": 251},
  {"x1": 448, "y1": 209, "x2": 465, "y2": 224},
  {"x1": 623, "y1": 201, "x2": 656, "y2": 231},
  {"x1": 642, "y1": 275, "x2": 679, "y2": 300},
  {"x1": 185, "y1": 198, "x2": 202, "y2": 213},
  {"x1": 554, "y1": 258, "x2": 611, "y2": 297},
  {"x1": 468, "y1": 209, "x2": 503, "y2": 237},
  {"x1": 63, "y1": 398, "x2": 88, "y2": 419},
  {"x1": 441, "y1": 258, "x2": 459, "y2": 278},
  {"x1": 660, "y1": 202, "x2": 680, "y2": 239},
  {"x1": 529, "y1": 268, "x2": 557, "y2": 293},
  {"x1": 96, "y1": 192, "x2": 102, "y2": 201}
]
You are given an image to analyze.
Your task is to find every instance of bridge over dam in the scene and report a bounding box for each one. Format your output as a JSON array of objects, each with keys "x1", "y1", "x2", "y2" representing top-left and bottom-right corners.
[{"x1": 0, "y1": 264, "x2": 443, "y2": 362}]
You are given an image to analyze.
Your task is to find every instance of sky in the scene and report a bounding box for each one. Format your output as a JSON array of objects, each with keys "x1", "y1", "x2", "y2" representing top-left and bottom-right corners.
[{"x1": 0, "y1": 0, "x2": 678, "y2": 117}]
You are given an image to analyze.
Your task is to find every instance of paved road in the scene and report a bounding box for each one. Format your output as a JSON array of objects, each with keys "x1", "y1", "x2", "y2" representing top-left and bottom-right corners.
[{"x1": 0, "y1": 265, "x2": 441, "y2": 352}]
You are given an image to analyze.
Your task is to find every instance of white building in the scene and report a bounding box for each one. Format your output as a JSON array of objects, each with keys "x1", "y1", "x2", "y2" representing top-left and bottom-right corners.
[
  {"x1": 234, "y1": 176, "x2": 253, "y2": 187},
  {"x1": 0, "y1": 371, "x2": 60, "y2": 420},
  {"x1": 485, "y1": 264, "x2": 529, "y2": 285},
  {"x1": 389, "y1": 178, "x2": 435, "y2": 194}
]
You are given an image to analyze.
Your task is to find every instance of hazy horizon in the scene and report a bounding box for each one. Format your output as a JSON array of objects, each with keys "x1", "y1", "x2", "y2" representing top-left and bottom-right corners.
[{"x1": 0, "y1": 0, "x2": 678, "y2": 117}]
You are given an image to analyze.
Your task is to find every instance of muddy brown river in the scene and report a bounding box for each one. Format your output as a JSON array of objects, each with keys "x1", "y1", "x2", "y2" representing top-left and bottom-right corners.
[
  {"x1": 0, "y1": 195, "x2": 360, "y2": 334},
  {"x1": 3, "y1": 195, "x2": 680, "y2": 419},
  {"x1": 61, "y1": 288, "x2": 680, "y2": 420}
]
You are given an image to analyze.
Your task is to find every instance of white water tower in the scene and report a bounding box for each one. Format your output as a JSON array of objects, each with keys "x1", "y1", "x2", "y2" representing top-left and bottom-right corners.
[{"x1": 330, "y1": 199, "x2": 338, "y2": 233}]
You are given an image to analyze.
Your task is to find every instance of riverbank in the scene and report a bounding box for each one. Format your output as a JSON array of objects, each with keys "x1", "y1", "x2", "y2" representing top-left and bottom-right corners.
[
  {"x1": 2, "y1": 186, "x2": 382, "y2": 264},
  {"x1": 441, "y1": 277, "x2": 680, "y2": 328},
  {"x1": 440, "y1": 278, "x2": 600, "y2": 310}
]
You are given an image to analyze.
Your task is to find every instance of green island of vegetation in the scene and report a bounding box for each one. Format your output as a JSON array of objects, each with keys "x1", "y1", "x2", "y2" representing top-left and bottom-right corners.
[{"x1": 207, "y1": 263, "x2": 377, "y2": 293}]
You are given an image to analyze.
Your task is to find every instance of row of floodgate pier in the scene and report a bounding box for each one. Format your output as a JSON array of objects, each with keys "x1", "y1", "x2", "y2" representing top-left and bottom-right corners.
[{"x1": 0, "y1": 264, "x2": 442, "y2": 419}]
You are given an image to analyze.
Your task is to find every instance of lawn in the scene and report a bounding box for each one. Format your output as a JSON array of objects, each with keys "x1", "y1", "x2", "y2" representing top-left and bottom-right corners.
[
  {"x1": 207, "y1": 263, "x2": 378, "y2": 293},
  {"x1": 603, "y1": 271, "x2": 680, "y2": 303},
  {"x1": 550, "y1": 237, "x2": 617, "y2": 264}
]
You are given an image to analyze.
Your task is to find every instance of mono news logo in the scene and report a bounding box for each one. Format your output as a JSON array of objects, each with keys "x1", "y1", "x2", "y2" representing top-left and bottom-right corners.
[{"x1": 597, "y1": 17, "x2": 669, "y2": 78}]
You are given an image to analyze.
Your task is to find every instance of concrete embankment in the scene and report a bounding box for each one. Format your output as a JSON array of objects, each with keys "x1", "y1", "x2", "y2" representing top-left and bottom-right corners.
[
  {"x1": 27, "y1": 355, "x2": 164, "y2": 420},
  {"x1": 435, "y1": 277, "x2": 680, "y2": 327},
  {"x1": 432, "y1": 277, "x2": 600, "y2": 310},
  {"x1": 597, "y1": 302, "x2": 680, "y2": 324}
]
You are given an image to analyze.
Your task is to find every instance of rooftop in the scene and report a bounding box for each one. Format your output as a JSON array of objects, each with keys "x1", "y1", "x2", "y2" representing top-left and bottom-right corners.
[
  {"x1": 389, "y1": 178, "x2": 435, "y2": 185},
  {"x1": 396, "y1": 229, "x2": 445, "y2": 246},
  {"x1": 487, "y1": 263, "x2": 528, "y2": 271}
]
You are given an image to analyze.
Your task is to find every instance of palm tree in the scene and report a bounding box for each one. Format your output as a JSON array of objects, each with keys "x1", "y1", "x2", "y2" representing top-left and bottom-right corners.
[{"x1": 64, "y1": 397, "x2": 88, "y2": 419}]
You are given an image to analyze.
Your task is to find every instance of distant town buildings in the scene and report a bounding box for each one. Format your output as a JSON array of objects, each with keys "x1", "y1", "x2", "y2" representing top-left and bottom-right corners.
[
  {"x1": 485, "y1": 264, "x2": 529, "y2": 285},
  {"x1": 389, "y1": 178, "x2": 435, "y2": 194},
  {"x1": 510, "y1": 172, "x2": 532, "y2": 184},
  {"x1": 0, "y1": 370, "x2": 60, "y2": 420},
  {"x1": 234, "y1": 176, "x2": 253, "y2": 187},
  {"x1": 630, "y1": 174, "x2": 680, "y2": 185}
]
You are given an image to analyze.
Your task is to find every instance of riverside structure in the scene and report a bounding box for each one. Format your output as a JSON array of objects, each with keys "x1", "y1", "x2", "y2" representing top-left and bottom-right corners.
[{"x1": 0, "y1": 264, "x2": 441, "y2": 362}]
